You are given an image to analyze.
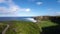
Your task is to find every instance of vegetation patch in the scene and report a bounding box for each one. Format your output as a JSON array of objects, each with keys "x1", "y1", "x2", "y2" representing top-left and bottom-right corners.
[{"x1": 0, "y1": 21, "x2": 40, "y2": 34}]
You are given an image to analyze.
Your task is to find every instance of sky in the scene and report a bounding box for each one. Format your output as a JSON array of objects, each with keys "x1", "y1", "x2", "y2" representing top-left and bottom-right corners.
[{"x1": 0, "y1": 0, "x2": 60, "y2": 17}]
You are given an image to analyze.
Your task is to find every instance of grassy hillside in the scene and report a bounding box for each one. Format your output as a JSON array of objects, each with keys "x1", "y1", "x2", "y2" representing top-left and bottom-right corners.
[
  {"x1": 0, "y1": 20, "x2": 58, "y2": 34},
  {"x1": 38, "y1": 20, "x2": 58, "y2": 28},
  {"x1": 0, "y1": 21, "x2": 40, "y2": 34}
]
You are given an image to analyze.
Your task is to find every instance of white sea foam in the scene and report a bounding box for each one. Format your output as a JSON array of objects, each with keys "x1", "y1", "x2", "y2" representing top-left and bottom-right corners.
[{"x1": 27, "y1": 18, "x2": 37, "y2": 22}]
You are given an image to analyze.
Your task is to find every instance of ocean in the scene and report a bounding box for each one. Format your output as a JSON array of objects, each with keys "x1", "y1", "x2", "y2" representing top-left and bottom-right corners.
[{"x1": 0, "y1": 17, "x2": 36, "y2": 22}]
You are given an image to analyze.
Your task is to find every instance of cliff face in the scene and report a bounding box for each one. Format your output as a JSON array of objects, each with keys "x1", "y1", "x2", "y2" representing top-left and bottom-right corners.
[
  {"x1": 49, "y1": 16, "x2": 60, "y2": 24},
  {"x1": 34, "y1": 16, "x2": 49, "y2": 21},
  {"x1": 34, "y1": 16, "x2": 60, "y2": 21}
]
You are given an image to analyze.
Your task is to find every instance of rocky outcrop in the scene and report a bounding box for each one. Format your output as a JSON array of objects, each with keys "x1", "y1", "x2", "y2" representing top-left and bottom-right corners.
[
  {"x1": 34, "y1": 16, "x2": 60, "y2": 21},
  {"x1": 34, "y1": 16, "x2": 49, "y2": 21}
]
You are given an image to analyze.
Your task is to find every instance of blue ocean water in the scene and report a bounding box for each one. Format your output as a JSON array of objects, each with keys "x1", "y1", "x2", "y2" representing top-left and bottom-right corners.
[{"x1": 0, "y1": 17, "x2": 33, "y2": 21}]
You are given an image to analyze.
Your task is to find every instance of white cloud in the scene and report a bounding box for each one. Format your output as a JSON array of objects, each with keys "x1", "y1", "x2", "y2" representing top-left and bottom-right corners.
[
  {"x1": 47, "y1": 8, "x2": 52, "y2": 10},
  {"x1": 49, "y1": 12, "x2": 60, "y2": 16},
  {"x1": 0, "y1": 0, "x2": 31, "y2": 16},
  {"x1": 25, "y1": 8, "x2": 30, "y2": 12},
  {"x1": 9, "y1": 5, "x2": 19, "y2": 12},
  {"x1": 0, "y1": 0, "x2": 6, "y2": 3},
  {"x1": 0, "y1": 6, "x2": 17, "y2": 14},
  {"x1": 56, "y1": 12, "x2": 60, "y2": 15},
  {"x1": 36, "y1": 2, "x2": 43, "y2": 5}
]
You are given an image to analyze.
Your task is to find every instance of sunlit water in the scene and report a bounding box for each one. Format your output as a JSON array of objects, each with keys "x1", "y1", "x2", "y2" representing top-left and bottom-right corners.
[
  {"x1": 26, "y1": 18, "x2": 37, "y2": 22},
  {"x1": 0, "y1": 17, "x2": 37, "y2": 22}
]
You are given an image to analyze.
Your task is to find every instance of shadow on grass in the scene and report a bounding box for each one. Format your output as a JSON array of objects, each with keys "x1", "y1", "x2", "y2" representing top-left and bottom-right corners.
[{"x1": 41, "y1": 17, "x2": 60, "y2": 34}]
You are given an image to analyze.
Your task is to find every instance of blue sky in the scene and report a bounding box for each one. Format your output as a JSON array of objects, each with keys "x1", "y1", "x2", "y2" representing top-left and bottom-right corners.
[{"x1": 0, "y1": 0, "x2": 60, "y2": 17}]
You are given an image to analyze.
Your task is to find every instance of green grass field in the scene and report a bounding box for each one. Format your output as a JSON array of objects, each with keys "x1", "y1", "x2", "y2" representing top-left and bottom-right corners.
[
  {"x1": 0, "y1": 20, "x2": 58, "y2": 34},
  {"x1": 0, "y1": 21, "x2": 40, "y2": 34},
  {"x1": 38, "y1": 20, "x2": 58, "y2": 28}
]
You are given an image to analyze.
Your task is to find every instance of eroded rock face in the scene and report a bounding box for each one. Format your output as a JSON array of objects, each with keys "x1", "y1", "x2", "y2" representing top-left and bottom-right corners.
[
  {"x1": 34, "y1": 16, "x2": 60, "y2": 21},
  {"x1": 34, "y1": 16, "x2": 49, "y2": 21}
]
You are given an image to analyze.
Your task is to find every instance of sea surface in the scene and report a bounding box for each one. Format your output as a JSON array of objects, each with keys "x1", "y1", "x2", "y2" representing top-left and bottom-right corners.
[{"x1": 0, "y1": 17, "x2": 35, "y2": 22}]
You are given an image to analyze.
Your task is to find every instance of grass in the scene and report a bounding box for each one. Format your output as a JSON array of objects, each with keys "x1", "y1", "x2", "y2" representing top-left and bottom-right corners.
[
  {"x1": 0, "y1": 23, "x2": 7, "y2": 34},
  {"x1": 0, "y1": 21, "x2": 40, "y2": 34},
  {"x1": 0, "y1": 20, "x2": 58, "y2": 34},
  {"x1": 38, "y1": 20, "x2": 58, "y2": 28}
]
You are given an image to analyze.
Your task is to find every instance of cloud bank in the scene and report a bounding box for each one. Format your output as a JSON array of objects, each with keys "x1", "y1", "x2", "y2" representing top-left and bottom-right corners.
[
  {"x1": 0, "y1": 0, "x2": 31, "y2": 16},
  {"x1": 36, "y1": 2, "x2": 43, "y2": 5}
]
